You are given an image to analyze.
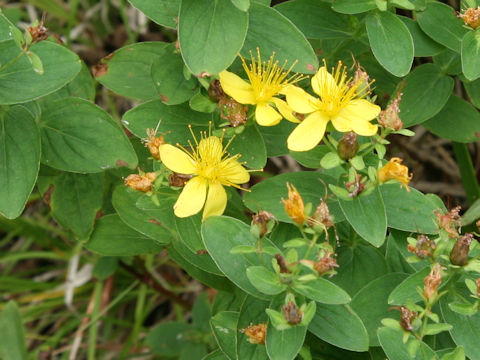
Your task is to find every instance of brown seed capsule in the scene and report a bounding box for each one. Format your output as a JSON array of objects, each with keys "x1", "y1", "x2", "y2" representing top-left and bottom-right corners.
[
  {"x1": 378, "y1": 92, "x2": 403, "y2": 131},
  {"x1": 436, "y1": 206, "x2": 461, "y2": 239},
  {"x1": 458, "y1": 7, "x2": 480, "y2": 29},
  {"x1": 219, "y1": 97, "x2": 248, "y2": 127},
  {"x1": 144, "y1": 129, "x2": 165, "y2": 160},
  {"x1": 282, "y1": 301, "x2": 302, "y2": 325},
  {"x1": 274, "y1": 254, "x2": 291, "y2": 274},
  {"x1": 252, "y1": 211, "x2": 276, "y2": 238},
  {"x1": 392, "y1": 306, "x2": 418, "y2": 332},
  {"x1": 407, "y1": 234, "x2": 436, "y2": 259},
  {"x1": 313, "y1": 250, "x2": 339, "y2": 276},
  {"x1": 208, "y1": 79, "x2": 225, "y2": 102},
  {"x1": 337, "y1": 132, "x2": 359, "y2": 160},
  {"x1": 309, "y1": 200, "x2": 333, "y2": 230},
  {"x1": 168, "y1": 173, "x2": 190, "y2": 187},
  {"x1": 241, "y1": 323, "x2": 267, "y2": 345},
  {"x1": 450, "y1": 233, "x2": 474, "y2": 266},
  {"x1": 424, "y1": 263, "x2": 443, "y2": 302},
  {"x1": 124, "y1": 172, "x2": 157, "y2": 192},
  {"x1": 282, "y1": 183, "x2": 306, "y2": 225}
]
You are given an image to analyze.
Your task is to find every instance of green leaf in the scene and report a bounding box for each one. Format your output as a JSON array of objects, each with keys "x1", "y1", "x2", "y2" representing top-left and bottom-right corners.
[
  {"x1": 168, "y1": 246, "x2": 233, "y2": 291},
  {"x1": 151, "y1": 43, "x2": 198, "y2": 105},
  {"x1": 385, "y1": 231, "x2": 419, "y2": 274},
  {"x1": 112, "y1": 186, "x2": 174, "y2": 244},
  {"x1": 136, "y1": 191, "x2": 178, "y2": 234},
  {"x1": 290, "y1": 146, "x2": 329, "y2": 168},
  {"x1": 266, "y1": 316, "x2": 306, "y2": 360},
  {"x1": 379, "y1": 184, "x2": 438, "y2": 234},
  {"x1": 94, "y1": 42, "x2": 168, "y2": 100},
  {"x1": 387, "y1": 266, "x2": 430, "y2": 305},
  {"x1": 398, "y1": 63, "x2": 454, "y2": 127},
  {"x1": 416, "y1": 2, "x2": 468, "y2": 53},
  {"x1": 294, "y1": 278, "x2": 351, "y2": 304},
  {"x1": 330, "y1": 241, "x2": 388, "y2": 296},
  {"x1": 423, "y1": 94, "x2": 480, "y2": 143},
  {"x1": 210, "y1": 311, "x2": 239, "y2": 360},
  {"x1": 332, "y1": 0, "x2": 376, "y2": 14},
  {"x1": 0, "y1": 301, "x2": 27, "y2": 360},
  {"x1": 237, "y1": 296, "x2": 269, "y2": 359},
  {"x1": 462, "y1": 30, "x2": 480, "y2": 81},
  {"x1": 128, "y1": 0, "x2": 180, "y2": 28},
  {"x1": 202, "y1": 216, "x2": 280, "y2": 299},
  {"x1": 275, "y1": 0, "x2": 352, "y2": 39},
  {"x1": 228, "y1": 124, "x2": 267, "y2": 169},
  {"x1": 366, "y1": 11, "x2": 414, "y2": 77},
  {"x1": 397, "y1": 16, "x2": 444, "y2": 57},
  {"x1": 37, "y1": 172, "x2": 103, "y2": 240},
  {"x1": 377, "y1": 327, "x2": 436, "y2": 360},
  {"x1": 202, "y1": 349, "x2": 229, "y2": 360},
  {"x1": 246, "y1": 266, "x2": 286, "y2": 295},
  {"x1": 243, "y1": 171, "x2": 344, "y2": 223},
  {"x1": 308, "y1": 304, "x2": 369, "y2": 352},
  {"x1": 339, "y1": 187, "x2": 387, "y2": 247},
  {"x1": 146, "y1": 322, "x2": 192, "y2": 356},
  {"x1": 0, "y1": 40, "x2": 81, "y2": 104},
  {"x1": 241, "y1": 3, "x2": 318, "y2": 74},
  {"x1": 86, "y1": 214, "x2": 163, "y2": 256},
  {"x1": 461, "y1": 198, "x2": 480, "y2": 225},
  {"x1": 351, "y1": 273, "x2": 409, "y2": 346},
  {"x1": 258, "y1": 120, "x2": 296, "y2": 156},
  {"x1": 0, "y1": 106, "x2": 40, "y2": 219},
  {"x1": 440, "y1": 292, "x2": 480, "y2": 360},
  {"x1": 121, "y1": 100, "x2": 211, "y2": 145},
  {"x1": 231, "y1": 0, "x2": 250, "y2": 11},
  {"x1": 39, "y1": 98, "x2": 137, "y2": 172},
  {"x1": 193, "y1": 293, "x2": 211, "y2": 331},
  {"x1": 179, "y1": 0, "x2": 248, "y2": 75},
  {"x1": 0, "y1": 13, "x2": 18, "y2": 42},
  {"x1": 424, "y1": 323, "x2": 453, "y2": 336}
]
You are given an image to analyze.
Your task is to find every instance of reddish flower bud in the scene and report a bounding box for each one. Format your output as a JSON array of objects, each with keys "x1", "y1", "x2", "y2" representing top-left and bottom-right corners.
[
  {"x1": 337, "y1": 132, "x2": 359, "y2": 160},
  {"x1": 450, "y1": 233, "x2": 474, "y2": 266}
]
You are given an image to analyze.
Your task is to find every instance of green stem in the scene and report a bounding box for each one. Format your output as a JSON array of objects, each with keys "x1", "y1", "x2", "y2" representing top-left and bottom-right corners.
[
  {"x1": 87, "y1": 280, "x2": 103, "y2": 360},
  {"x1": 0, "y1": 50, "x2": 26, "y2": 73},
  {"x1": 452, "y1": 142, "x2": 480, "y2": 205}
]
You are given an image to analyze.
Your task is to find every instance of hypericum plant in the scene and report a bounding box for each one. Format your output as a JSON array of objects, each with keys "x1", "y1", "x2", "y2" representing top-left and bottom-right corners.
[{"x1": 2, "y1": 0, "x2": 480, "y2": 359}]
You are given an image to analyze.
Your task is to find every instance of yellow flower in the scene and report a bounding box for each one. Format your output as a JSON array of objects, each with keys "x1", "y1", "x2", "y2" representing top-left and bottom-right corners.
[
  {"x1": 219, "y1": 49, "x2": 304, "y2": 127},
  {"x1": 377, "y1": 157, "x2": 412, "y2": 190},
  {"x1": 159, "y1": 129, "x2": 250, "y2": 220},
  {"x1": 285, "y1": 61, "x2": 381, "y2": 152}
]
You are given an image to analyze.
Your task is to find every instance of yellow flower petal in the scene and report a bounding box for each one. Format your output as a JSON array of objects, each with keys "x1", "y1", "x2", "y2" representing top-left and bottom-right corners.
[
  {"x1": 219, "y1": 70, "x2": 256, "y2": 105},
  {"x1": 272, "y1": 97, "x2": 300, "y2": 123},
  {"x1": 285, "y1": 86, "x2": 319, "y2": 114},
  {"x1": 331, "y1": 99, "x2": 380, "y2": 133},
  {"x1": 311, "y1": 66, "x2": 337, "y2": 98},
  {"x1": 346, "y1": 99, "x2": 381, "y2": 120},
  {"x1": 255, "y1": 102, "x2": 282, "y2": 126},
  {"x1": 174, "y1": 176, "x2": 207, "y2": 218},
  {"x1": 159, "y1": 144, "x2": 196, "y2": 175},
  {"x1": 351, "y1": 120, "x2": 378, "y2": 136},
  {"x1": 202, "y1": 182, "x2": 227, "y2": 220},
  {"x1": 287, "y1": 111, "x2": 329, "y2": 152},
  {"x1": 198, "y1": 136, "x2": 223, "y2": 162},
  {"x1": 219, "y1": 157, "x2": 250, "y2": 184}
]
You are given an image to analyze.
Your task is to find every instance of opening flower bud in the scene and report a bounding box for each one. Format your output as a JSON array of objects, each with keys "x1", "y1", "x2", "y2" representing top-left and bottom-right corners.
[
  {"x1": 282, "y1": 183, "x2": 306, "y2": 225},
  {"x1": 337, "y1": 132, "x2": 359, "y2": 160}
]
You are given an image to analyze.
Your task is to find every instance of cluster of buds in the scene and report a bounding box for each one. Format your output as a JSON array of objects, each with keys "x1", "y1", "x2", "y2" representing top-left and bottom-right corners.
[
  {"x1": 378, "y1": 92, "x2": 403, "y2": 131},
  {"x1": 407, "y1": 234, "x2": 436, "y2": 259},
  {"x1": 124, "y1": 172, "x2": 157, "y2": 192},
  {"x1": 251, "y1": 211, "x2": 276, "y2": 238},
  {"x1": 241, "y1": 323, "x2": 267, "y2": 345},
  {"x1": 424, "y1": 263, "x2": 444, "y2": 303},
  {"x1": 143, "y1": 128, "x2": 165, "y2": 160},
  {"x1": 450, "y1": 233, "x2": 474, "y2": 266},
  {"x1": 283, "y1": 183, "x2": 306, "y2": 225},
  {"x1": 436, "y1": 206, "x2": 461, "y2": 238},
  {"x1": 377, "y1": 157, "x2": 412, "y2": 190},
  {"x1": 458, "y1": 7, "x2": 480, "y2": 29}
]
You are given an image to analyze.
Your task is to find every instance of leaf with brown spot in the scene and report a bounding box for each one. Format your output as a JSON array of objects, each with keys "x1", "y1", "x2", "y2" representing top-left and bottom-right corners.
[{"x1": 91, "y1": 63, "x2": 108, "y2": 77}]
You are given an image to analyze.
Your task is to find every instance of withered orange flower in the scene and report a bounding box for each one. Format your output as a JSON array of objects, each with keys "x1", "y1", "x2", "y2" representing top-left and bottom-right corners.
[
  {"x1": 241, "y1": 323, "x2": 267, "y2": 345},
  {"x1": 124, "y1": 172, "x2": 157, "y2": 192},
  {"x1": 282, "y1": 183, "x2": 306, "y2": 225},
  {"x1": 378, "y1": 157, "x2": 412, "y2": 190}
]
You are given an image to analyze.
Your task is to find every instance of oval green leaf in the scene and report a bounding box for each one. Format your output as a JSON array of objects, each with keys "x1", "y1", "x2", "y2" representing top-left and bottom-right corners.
[
  {"x1": 339, "y1": 187, "x2": 387, "y2": 247},
  {"x1": 266, "y1": 317, "x2": 306, "y2": 360},
  {"x1": 228, "y1": 124, "x2": 267, "y2": 169},
  {"x1": 397, "y1": 16, "x2": 444, "y2": 57},
  {"x1": 179, "y1": 0, "x2": 248, "y2": 75},
  {"x1": 210, "y1": 311, "x2": 239, "y2": 360},
  {"x1": 241, "y1": 2, "x2": 318, "y2": 73},
  {"x1": 387, "y1": 266, "x2": 431, "y2": 305},
  {"x1": 423, "y1": 94, "x2": 480, "y2": 143},
  {"x1": 308, "y1": 304, "x2": 369, "y2": 352},
  {"x1": 246, "y1": 266, "x2": 286, "y2": 295},
  {"x1": 366, "y1": 11, "x2": 414, "y2": 77},
  {"x1": 0, "y1": 40, "x2": 81, "y2": 104},
  {"x1": 128, "y1": 0, "x2": 180, "y2": 28},
  {"x1": 237, "y1": 296, "x2": 269, "y2": 360},
  {"x1": 39, "y1": 98, "x2": 138, "y2": 173},
  {"x1": 294, "y1": 278, "x2": 351, "y2": 304},
  {"x1": 377, "y1": 327, "x2": 436, "y2": 360},
  {"x1": 86, "y1": 214, "x2": 164, "y2": 256},
  {"x1": 332, "y1": 0, "x2": 376, "y2": 14},
  {"x1": 0, "y1": 105, "x2": 40, "y2": 219},
  {"x1": 399, "y1": 63, "x2": 454, "y2": 127},
  {"x1": 94, "y1": 42, "x2": 168, "y2": 100},
  {"x1": 461, "y1": 30, "x2": 480, "y2": 81}
]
